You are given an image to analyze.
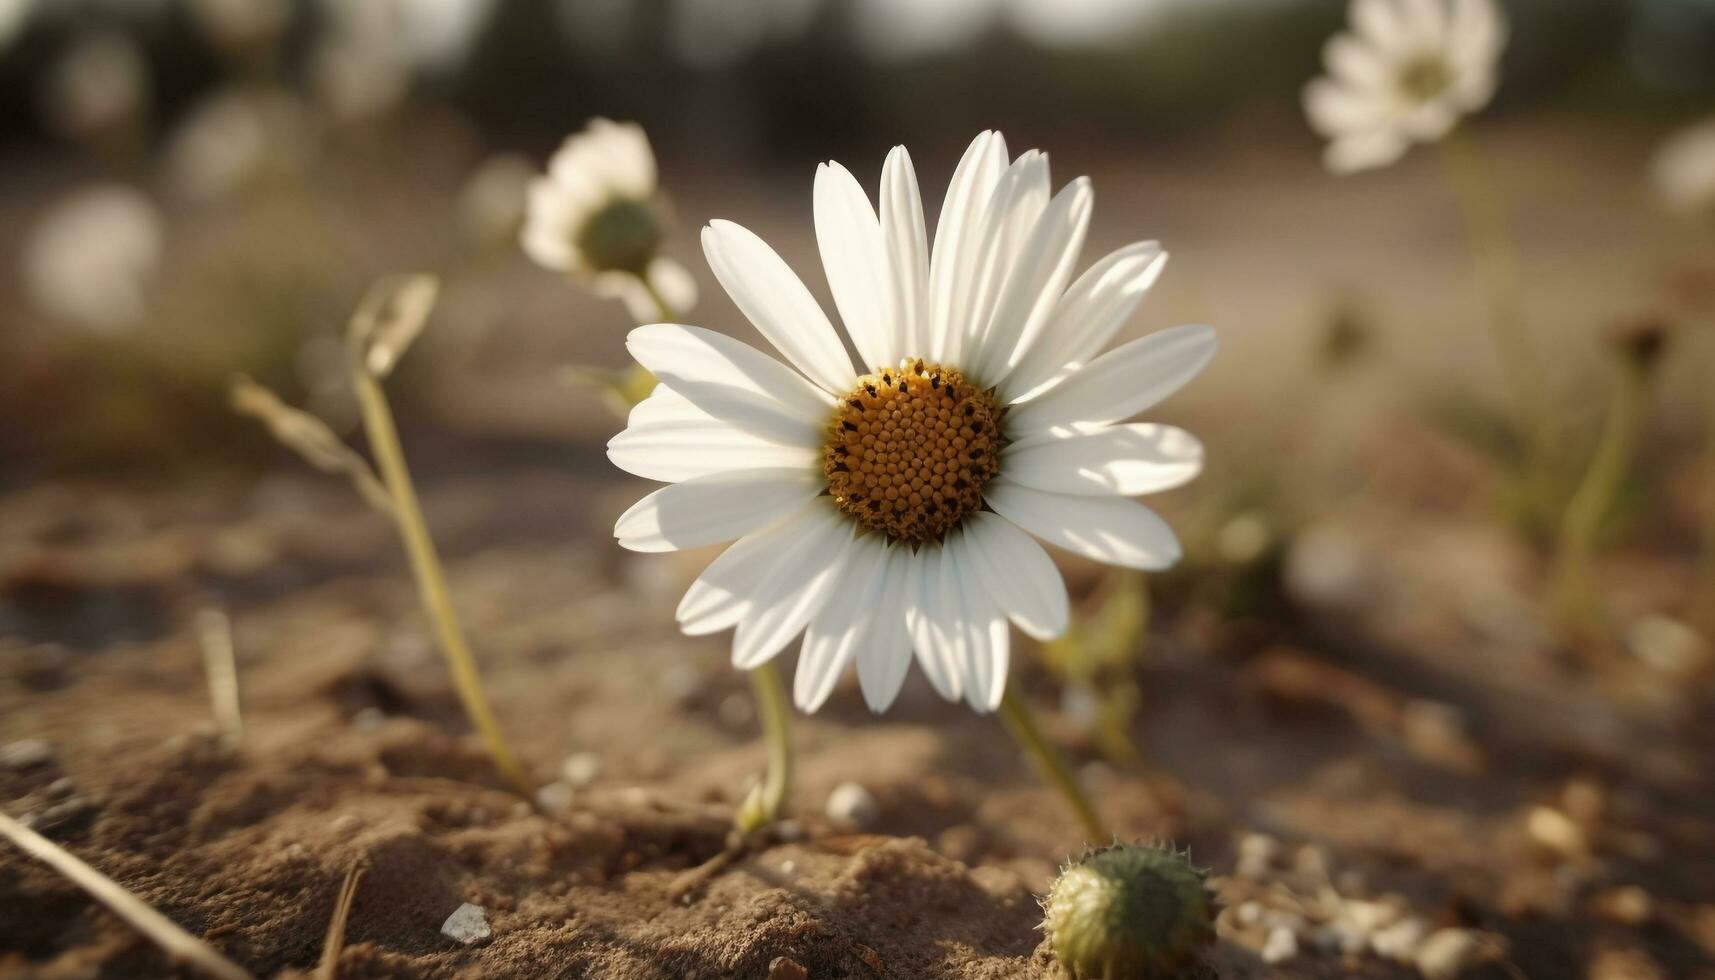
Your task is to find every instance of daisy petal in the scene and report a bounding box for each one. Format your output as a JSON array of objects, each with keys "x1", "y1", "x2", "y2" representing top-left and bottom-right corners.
[
  {"x1": 1007, "y1": 324, "x2": 1217, "y2": 435},
  {"x1": 626, "y1": 323, "x2": 830, "y2": 448},
  {"x1": 1303, "y1": 78, "x2": 1390, "y2": 137},
  {"x1": 963, "y1": 511, "x2": 1070, "y2": 641},
  {"x1": 959, "y1": 150, "x2": 1051, "y2": 365},
  {"x1": 985, "y1": 479, "x2": 1184, "y2": 570},
  {"x1": 677, "y1": 501, "x2": 841, "y2": 636},
  {"x1": 950, "y1": 529, "x2": 1010, "y2": 713},
  {"x1": 701, "y1": 219, "x2": 855, "y2": 394},
  {"x1": 1324, "y1": 33, "x2": 1391, "y2": 90},
  {"x1": 1325, "y1": 130, "x2": 1410, "y2": 174},
  {"x1": 1352, "y1": 0, "x2": 1413, "y2": 56},
  {"x1": 797, "y1": 534, "x2": 889, "y2": 711},
  {"x1": 1001, "y1": 241, "x2": 1167, "y2": 404},
  {"x1": 928, "y1": 130, "x2": 1010, "y2": 364},
  {"x1": 614, "y1": 468, "x2": 821, "y2": 553},
  {"x1": 607, "y1": 414, "x2": 818, "y2": 483},
  {"x1": 732, "y1": 516, "x2": 856, "y2": 669},
  {"x1": 1003, "y1": 423, "x2": 1204, "y2": 497},
  {"x1": 906, "y1": 540, "x2": 964, "y2": 702},
  {"x1": 815, "y1": 161, "x2": 896, "y2": 371},
  {"x1": 855, "y1": 544, "x2": 916, "y2": 712},
  {"x1": 975, "y1": 176, "x2": 1093, "y2": 387},
  {"x1": 880, "y1": 146, "x2": 929, "y2": 363}
]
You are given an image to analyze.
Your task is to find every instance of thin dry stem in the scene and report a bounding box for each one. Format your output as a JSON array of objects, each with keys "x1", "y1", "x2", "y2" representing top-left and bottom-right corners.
[
  {"x1": 317, "y1": 862, "x2": 364, "y2": 980},
  {"x1": 195, "y1": 607, "x2": 243, "y2": 748},
  {"x1": 0, "y1": 812, "x2": 253, "y2": 980},
  {"x1": 230, "y1": 376, "x2": 393, "y2": 514}
]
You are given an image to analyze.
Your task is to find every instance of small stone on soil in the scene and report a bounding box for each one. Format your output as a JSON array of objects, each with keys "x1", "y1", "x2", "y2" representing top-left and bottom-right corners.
[
  {"x1": 825, "y1": 782, "x2": 880, "y2": 829},
  {"x1": 767, "y1": 956, "x2": 809, "y2": 980},
  {"x1": 1, "y1": 738, "x2": 55, "y2": 770},
  {"x1": 1414, "y1": 928, "x2": 1483, "y2": 980},
  {"x1": 1262, "y1": 925, "x2": 1298, "y2": 964},
  {"x1": 561, "y1": 752, "x2": 600, "y2": 788},
  {"x1": 441, "y1": 903, "x2": 491, "y2": 945}
]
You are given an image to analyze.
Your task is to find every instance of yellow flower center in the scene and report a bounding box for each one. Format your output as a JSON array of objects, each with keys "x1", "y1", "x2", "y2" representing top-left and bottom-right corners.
[
  {"x1": 823, "y1": 360, "x2": 1004, "y2": 543},
  {"x1": 1396, "y1": 55, "x2": 1452, "y2": 103}
]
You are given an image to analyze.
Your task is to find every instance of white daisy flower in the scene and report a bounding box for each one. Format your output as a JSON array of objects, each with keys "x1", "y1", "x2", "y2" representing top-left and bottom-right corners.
[
  {"x1": 1652, "y1": 117, "x2": 1715, "y2": 223},
  {"x1": 607, "y1": 131, "x2": 1216, "y2": 715},
  {"x1": 22, "y1": 184, "x2": 164, "y2": 334},
  {"x1": 522, "y1": 118, "x2": 697, "y2": 319},
  {"x1": 1304, "y1": 0, "x2": 1507, "y2": 174}
]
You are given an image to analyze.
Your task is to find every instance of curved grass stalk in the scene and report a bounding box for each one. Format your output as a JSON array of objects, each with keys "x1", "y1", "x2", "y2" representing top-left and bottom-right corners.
[{"x1": 999, "y1": 684, "x2": 1110, "y2": 844}]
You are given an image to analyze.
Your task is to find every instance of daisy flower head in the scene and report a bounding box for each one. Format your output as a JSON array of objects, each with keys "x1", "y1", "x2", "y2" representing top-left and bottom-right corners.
[
  {"x1": 608, "y1": 131, "x2": 1217, "y2": 715},
  {"x1": 523, "y1": 118, "x2": 697, "y2": 320},
  {"x1": 1304, "y1": 0, "x2": 1507, "y2": 174}
]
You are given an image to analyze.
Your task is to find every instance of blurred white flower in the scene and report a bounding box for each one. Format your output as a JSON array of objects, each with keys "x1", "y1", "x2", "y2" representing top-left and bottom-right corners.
[
  {"x1": 164, "y1": 88, "x2": 313, "y2": 204},
  {"x1": 523, "y1": 119, "x2": 697, "y2": 318},
  {"x1": 1, "y1": 0, "x2": 37, "y2": 50},
  {"x1": 1304, "y1": 0, "x2": 1506, "y2": 174},
  {"x1": 41, "y1": 30, "x2": 149, "y2": 140},
  {"x1": 1651, "y1": 117, "x2": 1715, "y2": 222},
  {"x1": 23, "y1": 185, "x2": 164, "y2": 334},
  {"x1": 393, "y1": 0, "x2": 497, "y2": 73},
  {"x1": 458, "y1": 152, "x2": 535, "y2": 248},
  {"x1": 310, "y1": 0, "x2": 495, "y2": 119},
  {"x1": 609, "y1": 131, "x2": 1215, "y2": 713},
  {"x1": 189, "y1": 0, "x2": 288, "y2": 53}
]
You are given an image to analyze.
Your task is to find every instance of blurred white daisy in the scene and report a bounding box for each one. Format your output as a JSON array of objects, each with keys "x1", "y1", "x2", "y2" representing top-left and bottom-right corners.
[
  {"x1": 1652, "y1": 117, "x2": 1715, "y2": 223},
  {"x1": 22, "y1": 184, "x2": 164, "y2": 334},
  {"x1": 41, "y1": 30, "x2": 149, "y2": 141},
  {"x1": 523, "y1": 118, "x2": 697, "y2": 319},
  {"x1": 1, "y1": 0, "x2": 37, "y2": 50},
  {"x1": 608, "y1": 131, "x2": 1215, "y2": 714},
  {"x1": 164, "y1": 88, "x2": 313, "y2": 204},
  {"x1": 1304, "y1": 0, "x2": 1507, "y2": 174}
]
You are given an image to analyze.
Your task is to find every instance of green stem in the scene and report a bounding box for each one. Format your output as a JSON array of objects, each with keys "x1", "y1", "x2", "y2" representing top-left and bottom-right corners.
[
  {"x1": 735, "y1": 660, "x2": 793, "y2": 833},
  {"x1": 999, "y1": 684, "x2": 1110, "y2": 843},
  {"x1": 1439, "y1": 129, "x2": 1556, "y2": 509},
  {"x1": 1549, "y1": 359, "x2": 1650, "y2": 635},
  {"x1": 351, "y1": 368, "x2": 534, "y2": 798},
  {"x1": 638, "y1": 269, "x2": 679, "y2": 324}
]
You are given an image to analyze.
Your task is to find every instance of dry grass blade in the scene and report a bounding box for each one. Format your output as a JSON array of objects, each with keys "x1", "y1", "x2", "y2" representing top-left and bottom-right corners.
[
  {"x1": 317, "y1": 862, "x2": 364, "y2": 980},
  {"x1": 0, "y1": 812, "x2": 253, "y2": 980},
  {"x1": 195, "y1": 608, "x2": 243, "y2": 747},
  {"x1": 348, "y1": 274, "x2": 440, "y2": 379},
  {"x1": 229, "y1": 375, "x2": 394, "y2": 514}
]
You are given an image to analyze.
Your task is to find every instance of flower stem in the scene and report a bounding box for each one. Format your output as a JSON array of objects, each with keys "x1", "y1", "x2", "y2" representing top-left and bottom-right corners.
[
  {"x1": 351, "y1": 368, "x2": 534, "y2": 798},
  {"x1": 1549, "y1": 357, "x2": 1651, "y2": 637},
  {"x1": 1438, "y1": 129, "x2": 1556, "y2": 520},
  {"x1": 638, "y1": 269, "x2": 679, "y2": 324},
  {"x1": 999, "y1": 684, "x2": 1110, "y2": 844},
  {"x1": 735, "y1": 660, "x2": 793, "y2": 833}
]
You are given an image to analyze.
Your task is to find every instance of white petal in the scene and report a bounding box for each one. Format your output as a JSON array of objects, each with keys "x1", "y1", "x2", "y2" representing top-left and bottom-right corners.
[
  {"x1": 626, "y1": 323, "x2": 831, "y2": 448},
  {"x1": 626, "y1": 382, "x2": 708, "y2": 428},
  {"x1": 702, "y1": 219, "x2": 855, "y2": 395},
  {"x1": 1325, "y1": 33, "x2": 1391, "y2": 90},
  {"x1": 1397, "y1": 0, "x2": 1447, "y2": 48},
  {"x1": 607, "y1": 414, "x2": 818, "y2": 483},
  {"x1": 1001, "y1": 242, "x2": 1167, "y2": 404},
  {"x1": 591, "y1": 271, "x2": 659, "y2": 322},
  {"x1": 1003, "y1": 423, "x2": 1204, "y2": 497},
  {"x1": 957, "y1": 150, "x2": 1051, "y2": 368},
  {"x1": 614, "y1": 468, "x2": 821, "y2": 553},
  {"x1": 973, "y1": 176, "x2": 1093, "y2": 387},
  {"x1": 880, "y1": 146, "x2": 929, "y2": 362},
  {"x1": 906, "y1": 541, "x2": 964, "y2": 702},
  {"x1": 646, "y1": 256, "x2": 699, "y2": 318},
  {"x1": 962, "y1": 511, "x2": 1070, "y2": 641},
  {"x1": 1325, "y1": 129, "x2": 1411, "y2": 174},
  {"x1": 985, "y1": 479, "x2": 1184, "y2": 570},
  {"x1": 949, "y1": 532, "x2": 1009, "y2": 713},
  {"x1": 732, "y1": 517, "x2": 856, "y2": 669},
  {"x1": 1352, "y1": 0, "x2": 1414, "y2": 57},
  {"x1": 1448, "y1": 0, "x2": 1505, "y2": 74},
  {"x1": 927, "y1": 130, "x2": 1009, "y2": 364},
  {"x1": 796, "y1": 534, "x2": 889, "y2": 712},
  {"x1": 854, "y1": 544, "x2": 917, "y2": 712},
  {"x1": 814, "y1": 161, "x2": 896, "y2": 371},
  {"x1": 677, "y1": 501, "x2": 841, "y2": 636},
  {"x1": 1304, "y1": 78, "x2": 1391, "y2": 138},
  {"x1": 1007, "y1": 324, "x2": 1217, "y2": 435}
]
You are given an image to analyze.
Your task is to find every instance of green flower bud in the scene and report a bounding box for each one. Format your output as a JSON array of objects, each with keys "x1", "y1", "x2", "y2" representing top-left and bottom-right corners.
[{"x1": 1042, "y1": 842, "x2": 1217, "y2": 979}]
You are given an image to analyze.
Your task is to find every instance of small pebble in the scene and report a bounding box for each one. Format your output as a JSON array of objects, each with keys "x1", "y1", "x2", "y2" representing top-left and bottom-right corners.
[
  {"x1": 659, "y1": 664, "x2": 701, "y2": 706},
  {"x1": 825, "y1": 782, "x2": 880, "y2": 829},
  {"x1": 535, "y1": 782, "x2": 575, "y2": 812},
  {"x1": 1415, "y1": 928, "x2": 1482, "y2": 980},
  {"x1": 1592, "y1": 886, "x2": 1655, "y2": 925},
  {"x1": 1234, "y1": 901, "x2": 1264, "y2": 927},
  {"x1": 329, "y1": 814, "x2": 362, "y2": 836},
  {"x1": 352, "y1": 707, "x2": 386, "y2": 731},
  {"x1": 1527, "y1": 806, "x2": 1588, "y2": 861},
  {"x1": 1261, "y1": 925, "x2": 1298, "y2": 964},
  {"x1": 767, "y1": 957, "x2": 808, "y2": 980},
  {"x1": 560, "y1": 753, "x2": 601, "y2": 788},
  {"x1": 1, "y1": 739, "x2": 54, "y2": 770},
  {"x1": 1623, "y1": 615, "x2": 1709, "y2": 674},
  {"x1": 44, "y1": 777, "x2": 76, "y2": 800},
  {"x1": 1370, "y1": 917, "x2": 1427, "y2": 961},
  {"x1": 717, "y1": 692, "x2": 753, "y2": 728},
  {"x1": 1235, "y1": 832, "x2": 1280, "y2": 878},
  {"x1": 440, "y1": 903, "x2": 491, "y2": 945}
]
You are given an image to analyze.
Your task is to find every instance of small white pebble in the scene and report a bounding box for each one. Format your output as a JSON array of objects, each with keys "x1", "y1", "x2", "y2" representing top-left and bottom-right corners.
[
  {"x1": 560, "y1": 752, "x2": 600, "y2": 788},
  {"x1": 1527, "y1": 806, "x2": 1588, "y2": 861},
  {"x1": 441, "y1": 903, "x2": 491, "y2": 945},
  {"x1": 1415, "y1": 928, "x2": 1482, "y2": 980},
  {"x1": 534, "y1": 781, "x2": 574, "y2": 812},
  {"x1": 1262, "y1": 925, "x2": 1298, "y2": 964},
  {"x1": 659, "y1": 664, "x2": 701, "y2": 706},
  {"x1": 1624, "y1": 615, "x2": 1709, "y2": 674},
  {"x1": 1236, "y1": 832, "x2": 1280, "y2": 878},
  {"x1": 1339, "y1": 898, "x2": 1398, "y2": 935},
  {"x1": 1, "y1": 739, "x2": 54, "y2": 770},
  {"x1": 1235, "y1": 901, "x2": 1264, "y2": 927},
  {"x1": 825, "y1": 782, "x2": 880, "y2": 829},
  {"x1": 329, "y1": 814, "x2": 362, "y2": 836},
  {"x1": 779, "y1": 859, "x2": 795, "y2": 874},
  {"x1": 1370, "y1": 917, "x2": 1427, "y2": 961}
]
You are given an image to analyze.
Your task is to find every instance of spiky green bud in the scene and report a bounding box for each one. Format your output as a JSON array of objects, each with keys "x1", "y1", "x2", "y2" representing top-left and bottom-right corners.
[{"x1": 1042, "y1": 842, "x2": 1217, "y2": 979}]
